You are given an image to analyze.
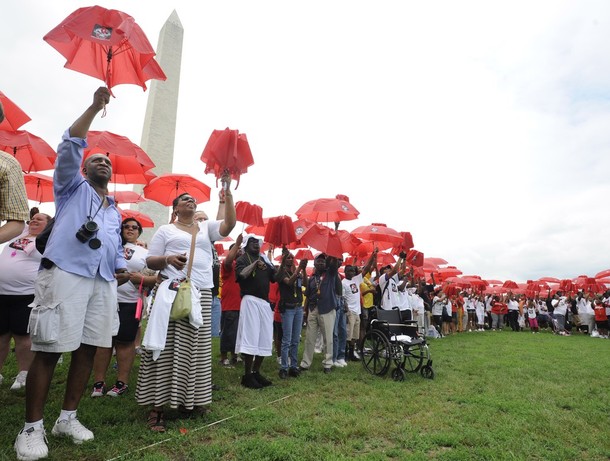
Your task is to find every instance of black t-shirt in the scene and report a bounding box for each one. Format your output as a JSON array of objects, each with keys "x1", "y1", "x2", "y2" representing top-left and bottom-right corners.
[
  {"x1": 235, "y1": 252, "x2": 276, "y2": 301},
  {"x1": 277, "y1": 267, "x2": 304, "y2": 306}
]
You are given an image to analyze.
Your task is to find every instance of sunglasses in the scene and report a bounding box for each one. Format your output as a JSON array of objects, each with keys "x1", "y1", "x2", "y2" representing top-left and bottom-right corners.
[{"x1": 122, "y1": 224, "x2": 139, "y2": 230}]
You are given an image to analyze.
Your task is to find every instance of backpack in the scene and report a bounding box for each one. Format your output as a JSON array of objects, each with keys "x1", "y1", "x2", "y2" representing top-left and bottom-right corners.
[{"x1": 35, "y1": 217, "x2": 55, "y2": 255}]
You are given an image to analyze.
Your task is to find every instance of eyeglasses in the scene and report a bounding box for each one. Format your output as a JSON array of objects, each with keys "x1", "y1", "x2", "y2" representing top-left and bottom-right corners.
[
  {"x1": 122, "y1": 224, "x2": 139, "y2": 230},
  {"x1": 180, "y1": 196, "x2": 197, "y2": 204}
]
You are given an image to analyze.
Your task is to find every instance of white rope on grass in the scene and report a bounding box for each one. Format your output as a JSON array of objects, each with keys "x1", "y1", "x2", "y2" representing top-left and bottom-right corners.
[{"x1": 106, "y1": 394, "x2": 295, "y2": 461}]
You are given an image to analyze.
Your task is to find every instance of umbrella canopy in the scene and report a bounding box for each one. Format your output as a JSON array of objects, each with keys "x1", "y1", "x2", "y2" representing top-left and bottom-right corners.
[
  {"x1": 502, "y1": 280, "x2": 519, "y2": 289},
  {"x1": 0, "y1": 130, "x2": 56, "y2": 172},
  {"x1": 200, "y1": 128, "x2": 254, "y2": 188},
  {"x1": 119, "y1": 208, "x2": 154, "y2": 227},
  {"x1": 295, "y1": 196, "x2": 360, "y2": 223},
  {"x1": 391, "y1": 231, "x2": 415, "y2": 255},
  {"x1": 425, "y1": 257, "x2": 448, "y2": 266},
  {"x1": 24, "y1": 173, "x2": 54, "y2": 203},
  {"x1": 294, "y1": 249, "x2": 314, "y2": 260},
  {"x1": 264, "y1": 215, "x2": 297, "y2": 247},
  {"x1": 299, "y1": 223, "x2": 344, "y2": 258},
  {"x1": 235, "y1": 201, "x2": 264, "y2": 227},
  {"x1": 293, "y1": 218, "x2": 316, "y2": 240},
  {"x1": 84, "y1": 131, "x2": 155, "y2": 185},
  {"x1": 244, "y1": 217, "x2": 269, "y2": 236},
  {"x1": 406, "y1": 249, "x2": 424, "y2": 267},
  {"x1": 594, "y1": 269, "x2": 610, "y2": 280},
  {"x1": 351, "y1": 223, "x2": 403, "y2": 246},
  {"x1": 143, "y1": 173, "x2": 211, "y2": 206},
  {"x1": 0, "y1": 91, "x2": 31, "y2": 131},
  {"x1": 113, "y1": 190, "x2": 148, "y2": 205},
  {"x1": 43, "y1": 6, "x2": 166, "y2": 92}
]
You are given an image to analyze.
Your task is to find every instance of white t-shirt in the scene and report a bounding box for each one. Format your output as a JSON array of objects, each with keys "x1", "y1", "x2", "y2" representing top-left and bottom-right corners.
[
  {"x1": 0, "y1": 231, "x2": 42, "y2": 295},
  {"x1": 117, "y1": 242, "x2": 149, "y2": 303},
  {"x1": 148, "y1": 220, "x2": 222, "y2": 290},
  {"x1": 507, "y1": 299, "x2": 519, "y2": 311},
  {"x1": 397, "y1": 288, "x2": 411, "y2": 312},
  {"x1": 379, "y1": 273, "x2": 401, "y2": 310},
  {"x1": 342, "y1": 273, "x2": 363, "y2": 314}
]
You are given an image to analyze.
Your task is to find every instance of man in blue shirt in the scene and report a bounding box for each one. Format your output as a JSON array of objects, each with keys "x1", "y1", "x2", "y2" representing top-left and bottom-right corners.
[{"x1": 15, "y1": 87, "x2": 129, "y2": 461}]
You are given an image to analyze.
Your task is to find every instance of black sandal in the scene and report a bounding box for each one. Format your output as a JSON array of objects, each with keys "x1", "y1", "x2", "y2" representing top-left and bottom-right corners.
[{"x1": 147, "y1": 409, "x2": 166, "y2": 432}]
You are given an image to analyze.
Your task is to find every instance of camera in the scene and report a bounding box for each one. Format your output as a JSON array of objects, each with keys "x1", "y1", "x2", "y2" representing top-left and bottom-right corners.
[{"x1": 75, "y1": 220, "x2": 99, "y2": 243}]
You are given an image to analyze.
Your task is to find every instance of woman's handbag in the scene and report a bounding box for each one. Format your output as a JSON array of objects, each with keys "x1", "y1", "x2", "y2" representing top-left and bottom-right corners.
[
  {"x1": 169, "y1": 231, "x2": 197, "y2": 321},
  {"x1": 135, "y1": 277, "x2": 145, "y2": 321}
]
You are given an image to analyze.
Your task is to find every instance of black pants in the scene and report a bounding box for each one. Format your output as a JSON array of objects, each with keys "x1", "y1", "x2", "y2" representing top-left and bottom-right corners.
[{"x1": 508, "y1": 310, "x2": 520, "y2": 331}]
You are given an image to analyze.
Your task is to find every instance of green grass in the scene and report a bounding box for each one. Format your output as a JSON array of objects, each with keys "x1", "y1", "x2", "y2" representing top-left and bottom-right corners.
[{"x1": 1, "y1": 329, "x2": 609, "y2": 460}]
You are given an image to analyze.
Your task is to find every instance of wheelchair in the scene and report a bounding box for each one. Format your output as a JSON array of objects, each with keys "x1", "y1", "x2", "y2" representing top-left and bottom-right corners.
[{"x1": 361, "y1": 307, "x2": 434, "y2": 381}]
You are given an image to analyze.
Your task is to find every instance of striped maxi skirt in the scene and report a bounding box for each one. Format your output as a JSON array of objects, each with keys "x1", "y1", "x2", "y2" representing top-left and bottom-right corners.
[{"x1": 135, "y1": 288, "x2": 212, "y2": 409}]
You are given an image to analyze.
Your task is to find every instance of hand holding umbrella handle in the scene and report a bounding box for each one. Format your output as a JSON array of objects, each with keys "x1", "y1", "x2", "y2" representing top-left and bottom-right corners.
[{"x1": 220, "y1": 169, "x2": 232, "y2": 192}]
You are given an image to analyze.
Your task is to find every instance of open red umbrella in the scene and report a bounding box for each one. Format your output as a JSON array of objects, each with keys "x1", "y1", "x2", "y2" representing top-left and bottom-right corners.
[
  {"x1": 143, "y1": 173, "x2": 211, "y2": 206},
  {"x1": 295, "y1": 249, "x2": 314, "y2": 260},
  {"x1": 235, "y1": 201, "x2": 264, "y2": 227},
  {"x1": 264, "y1": 216, "x2": 297, "y2": 247},
  {"x1": 0, "y1": 91, "x2": 31, "y2": 131},
  {"x1": 351, "y1": 223, "x2": 403, "y2": 247},
  {"x1": 119, "y1": 208, "x2": 154, "y2": 227},
  {"x1": 502, "y1": 280, "x2": 519, "y2": 289},
  {"x1": 43, "y1": 6, "x2": 166, "y2": 93},
  {"x1": 295, "y1": 196, "x2": 360, "y2": 223},
  {"x1": 299, "y1": 223, "x2": 344, "y2": 258},
  {"x1": 113, "y1": 190, "x2": 148, "y2": 205},
  {"x1": 425, "y1": 257, "x2": 448, "y2": 266},
  {"x1": 595, "y1": 269, "x2": 610, "y2": 280},
  {"x1": 391, "y1": 231, "x2": 414, "y2": 256},
  {"x1": 24, "y1": 173, "x2": 54, "y2": 203},
  {"x1": 0, "y1": 130, "x2": 57, "y2": 172},
  {"x1": 84, "y1": 131, "x2": 155, "y2": 185},
  {"x1": 200, "y1": 128, "x2": 254, "y2": 189}
]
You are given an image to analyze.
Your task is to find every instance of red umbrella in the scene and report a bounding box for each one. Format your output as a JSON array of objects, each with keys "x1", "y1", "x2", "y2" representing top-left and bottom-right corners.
[
  {"x1": 119, "y1": 208, "x2": 154, "y2": 227},
  {"x1": 0, "y1": 130, "x2": 56, "y2": 172},
  {"x1": 143, "y1": 173, "x2": 211, "y2": 206},
  {"x1": 295, "y1": 196, "x2": 360, "y2": 223},
  {"x1": 391, "y1": 231, "x2": 414, "y2": 255},
  {"x1": 502, "y1": 280, "x2": 519, "y2": 289},
  {"x1": 351, "y1": 223, "x2": 403, "y2": 246},
  {"x1": 337, "y1": 229, "x2": 362, "y2": 255},
  {"x1": 24, "y1": 173, "x2": 54, "y2": 203},
  {"x1": 214, "y1": 243, "x2": 225, "y2": 256},
  {"x1": 406, "y1": 249, "x2": 424, "y2": 267},
  {"x1": 85, "y1": 131, "x2": 155, "y2": 185},
  {"x1": 299, "y1": 223, "x2": 344, "y2": 258},
  {"x1": 43, "y1": 6, "x2": 166, "y2": 93},
  {"x1": 245, "y1": 217, "x2": 269, "y2": 236},
  {"x1": 595, "y1": 269, "x2": 610, "y2": 280},
  {"x1": 264, "y1": 216, "x2": 297, "y2": 247},
  {"x1": 575, "y1": 277, "x2": 606, "y2": 294},
  {"x1": 235, "y1": 201, "x2": 264, "y2": 227},
  {"x1": 113, "y1": 191, "x2": 148, "y2": 205},
  {"x1": 295, "y1": 249, "x2": 314, "y2": 260},
  {"x1": 426, "y1": 257, "x2": 448, "y2": 266},
  {"x1": 200, "y1": 128, "x2": 254, "y2": 188},
  {"x1": 375, "y1": 252, "x2": 396, "y2": 266},
  {"x1": 0, "y1": 91, "x2": 31, "y2": 131},
  {"x1": 293, "y1": 218, "x2": 316, "y2": 240}
]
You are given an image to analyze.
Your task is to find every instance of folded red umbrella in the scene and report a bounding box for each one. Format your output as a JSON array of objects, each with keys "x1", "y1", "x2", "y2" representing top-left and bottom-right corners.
[
  {"x1": 264, "y1": 216, "x2": 297, "y2": 247},
  {"x1": 143, "y1": 173, "x2": 211, "y2": 206},
  {"x1": 299, "y1": 223, "x2": 343, "y2": 259},
  {"x1": 0, "y1": 91, "x2": 31, "y2": 131},
  {"x1": 0, "y1": 130, "x2": 57, "y2": 172},
  {"x1": 24, "y1": 173, "x2": 54, "y2": 203},
  {"x1": 245, "y1": 217, "x2": 268, "y2": 236},
  {"x1": 406, "y1": 249, "x2": 424, "y2": 267},
  {"x1": 235, "y1": 201, "x2": 264, "y2": 227},
  {"x1": 118, "y1": 208, "x2": 154, "y2": 227},
  {"x1": 44, "y1": 6, "x2": 166, "y2": 93},
  {"x1": 200, "y1": 128, "x2": 254, "y2": 189},
  {"x1": 391, "y1": 231, "x2": 414, "y2": 255},
  {"x1": 351, "y1": 223, "x2": 403, "y2": 246}
]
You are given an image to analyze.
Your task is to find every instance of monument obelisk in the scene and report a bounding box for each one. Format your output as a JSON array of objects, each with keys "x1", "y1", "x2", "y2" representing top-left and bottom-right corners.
[{"x1": 137, "y1": 10, "x2": 183, "y2": 233}]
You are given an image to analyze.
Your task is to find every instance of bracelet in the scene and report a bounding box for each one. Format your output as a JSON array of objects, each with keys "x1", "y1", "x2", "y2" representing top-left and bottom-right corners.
[{"x1": 165, "y1": 255, "x2": 171, "y2": 267}]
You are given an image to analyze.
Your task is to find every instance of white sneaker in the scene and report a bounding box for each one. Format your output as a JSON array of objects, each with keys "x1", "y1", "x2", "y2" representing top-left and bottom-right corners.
[
  {"x1": 352, "y1": 349, "x2": 361, "y2": 360},
  {"x1": 11, "y1": 371, "x2": 28, "y2": 390},
  {"x1": 51, "y1": 417, "x2": 94, "y2": 444},
  {"x1": 15, "y1": 426, "x2": 48, "y2": 461},
  {"x1": 337, "y1": 359, "x2": 348, "y2": 367}
]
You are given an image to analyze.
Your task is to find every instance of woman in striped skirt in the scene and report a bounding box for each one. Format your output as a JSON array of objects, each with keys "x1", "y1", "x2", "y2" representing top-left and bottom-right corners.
[{"x1": 136, "y1": 181, "x2": 235, "y2": 432}]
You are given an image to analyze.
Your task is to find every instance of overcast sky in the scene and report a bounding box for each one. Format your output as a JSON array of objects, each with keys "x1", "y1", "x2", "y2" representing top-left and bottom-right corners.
[{"x1": 3, "y1": 0, "x2": 610, "y2": 282}]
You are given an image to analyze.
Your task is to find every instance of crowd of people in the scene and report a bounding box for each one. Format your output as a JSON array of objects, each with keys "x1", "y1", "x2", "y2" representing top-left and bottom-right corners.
[{"x1": 1, "y1": 90, "x2": 609, "y2": 461}]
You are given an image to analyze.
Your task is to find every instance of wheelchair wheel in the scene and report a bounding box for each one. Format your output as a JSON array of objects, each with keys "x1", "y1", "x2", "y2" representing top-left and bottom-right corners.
[
  {"x1": 391, "y1": 367, "x2": 405, "y2": 382},
  {"x1": 403, "y1": 343, "x2": 425, "y2": 373},
  {"x1": 420, "y1": 365, "x2": 434, "y2": 379},
  {"x1": 362, "y1": 330, "x2": 391, "y2": 376}
]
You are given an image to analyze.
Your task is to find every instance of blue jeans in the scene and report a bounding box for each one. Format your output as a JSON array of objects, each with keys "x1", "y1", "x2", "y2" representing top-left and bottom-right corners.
[
  {"x1": 333, "y1": 308, "x2": 347, "y2": 362},
  {"x1": 211, "y1": 296, "x2": 221, "y2": 338},
  {"x1": 280, "y1": 307, "x2": 303, "y2": 370}
]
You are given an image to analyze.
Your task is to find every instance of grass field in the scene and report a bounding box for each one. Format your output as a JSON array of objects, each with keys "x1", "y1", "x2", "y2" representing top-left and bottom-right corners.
[{"x1": 1, "y1": 329, "x2": 609, "y2": 460}]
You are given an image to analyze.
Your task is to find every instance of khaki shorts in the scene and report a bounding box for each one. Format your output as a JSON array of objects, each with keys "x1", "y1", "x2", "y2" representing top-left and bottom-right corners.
[
  {"x1": 346, "y1": 310, "x2": 361, "y2": 341},
  {"x1": 28, "y1": 266, "x2": 118, "y2": 353}
]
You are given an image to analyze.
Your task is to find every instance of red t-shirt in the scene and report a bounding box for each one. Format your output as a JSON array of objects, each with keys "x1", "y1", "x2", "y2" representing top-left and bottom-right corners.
[
  {"x1": 594, "y1": 304, "x2": 607, "y2": 321},
  {"x1": 220, "y1": 261, "x2": 241, "y2": 311},
  {"x1": 491, "y1": 302, "x2": 507, "y2": 315}
]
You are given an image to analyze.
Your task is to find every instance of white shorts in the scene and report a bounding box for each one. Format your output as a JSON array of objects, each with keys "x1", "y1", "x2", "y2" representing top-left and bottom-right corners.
[
  {"x1": 235, "y1": 295, "x2": 273, "y2": 357},
  {"x1": 28, "y1": 266, "x2": 118, "y2": 353}
]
